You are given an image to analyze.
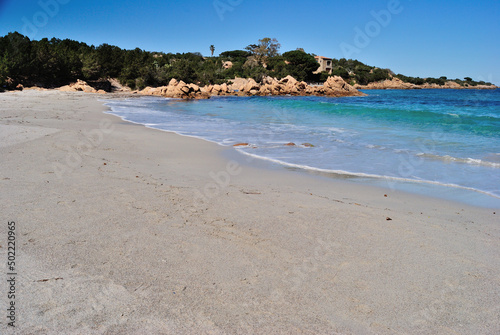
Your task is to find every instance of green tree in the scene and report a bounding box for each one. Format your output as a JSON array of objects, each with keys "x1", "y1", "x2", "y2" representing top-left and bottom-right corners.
[
  {"x1": 210, "y1": 45, "x2": 215, "y2": 56},
  {"x1": 281, "y1": 50, "x2": 319, "y2": 81},
  {"x1": 331, "y1": 66, "x2": 350, "y2": 80},
  {"x1": 81, "y1": 50, "x2": 102, "y2": 80},
  {"x1": 245, "y1": 37, "x2": 280, "y2": 65},
  {"x1": 0, "y1": 53, "x2": 9, "y2": 89},
  {"x1": 96, "y1": 43, "x2": 124, "y2": 78},
  {"x1": 169, "y1": 58, "x2": 197, "y2": 83},
  {"x1": 1, "y1": 32, "x2": 32, "y2": 83},
  {"x1": 266, "y1": 55, "x2": 286, "y2": 78},
  {"x1": 219, "y1": 50, "x2": 251, "y2": 65},
  {"x1": 369, "y1": 68, "x2": 390, "y2": 83}
]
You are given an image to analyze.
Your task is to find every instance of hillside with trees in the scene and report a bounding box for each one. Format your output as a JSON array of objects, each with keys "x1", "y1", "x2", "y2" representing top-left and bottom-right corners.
[{"x1": 0, "y1": 32, "x2": 495, "y2": 92}]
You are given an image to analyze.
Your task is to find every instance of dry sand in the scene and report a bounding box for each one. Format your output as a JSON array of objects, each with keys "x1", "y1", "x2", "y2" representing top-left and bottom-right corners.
[{"x1": 0, "y1": 90, "x2": 499, "y2": 334}]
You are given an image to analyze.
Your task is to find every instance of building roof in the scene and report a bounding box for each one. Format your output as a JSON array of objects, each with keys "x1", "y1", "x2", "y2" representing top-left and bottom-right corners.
[{"x1": 314, "y1": 56, "x2": 332, "y2": 60}]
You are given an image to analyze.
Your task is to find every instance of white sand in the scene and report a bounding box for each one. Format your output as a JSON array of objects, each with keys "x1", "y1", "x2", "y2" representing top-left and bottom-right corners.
[{"x1": 0, "y1": 90, "x2": 498, "y2": 334}]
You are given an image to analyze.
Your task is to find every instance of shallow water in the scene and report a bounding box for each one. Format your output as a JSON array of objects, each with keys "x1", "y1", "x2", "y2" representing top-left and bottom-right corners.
[{"x1": 103, "y1": 89, "x2": 500, "y2": 207}]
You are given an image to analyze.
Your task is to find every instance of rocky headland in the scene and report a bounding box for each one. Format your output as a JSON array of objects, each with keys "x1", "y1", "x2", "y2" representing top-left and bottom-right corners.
[{"x1": 353, "y1": 77, "x2": 498, "y2": 90}]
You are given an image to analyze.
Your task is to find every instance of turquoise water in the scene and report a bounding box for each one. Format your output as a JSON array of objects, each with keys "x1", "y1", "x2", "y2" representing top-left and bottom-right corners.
[{"x1": 103, "y1": 89, "x2": 500, "y2": 206}]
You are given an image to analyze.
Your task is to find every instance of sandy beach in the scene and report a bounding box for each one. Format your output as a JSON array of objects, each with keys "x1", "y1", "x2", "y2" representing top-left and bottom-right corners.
[{"x1": 0, "y1": 90, "x2": 498, "y2": 334}]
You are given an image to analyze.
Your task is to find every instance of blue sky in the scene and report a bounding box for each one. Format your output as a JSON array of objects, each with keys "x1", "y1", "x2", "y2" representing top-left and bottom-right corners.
[{"x1": 0, "y1": 0, "x2": 498, "y2": 84}]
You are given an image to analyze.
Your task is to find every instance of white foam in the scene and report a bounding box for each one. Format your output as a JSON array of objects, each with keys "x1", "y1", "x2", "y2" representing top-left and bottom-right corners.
[
  {"x1": 417, "y1": 153, "x2": 500, "y2": 168},
  {"x1": 235, "y1": 149, "x2": 500, "y2": 199}
]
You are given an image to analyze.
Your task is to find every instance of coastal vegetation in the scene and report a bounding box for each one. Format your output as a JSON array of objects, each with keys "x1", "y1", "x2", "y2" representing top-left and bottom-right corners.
[{"x1": 0, "y1": 32, "x2": 494, "y2": 91}]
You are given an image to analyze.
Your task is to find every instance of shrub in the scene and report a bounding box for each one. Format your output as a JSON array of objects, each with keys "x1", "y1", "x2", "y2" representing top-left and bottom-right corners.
[
  {"x1": 331, "y1": 67, "x2": 350, "y2": 80},
  {"x1": 126, "y1": 79, "x2": 136, "y2": 89}
]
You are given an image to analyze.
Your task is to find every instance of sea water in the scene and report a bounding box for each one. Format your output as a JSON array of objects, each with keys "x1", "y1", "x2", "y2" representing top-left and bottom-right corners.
[{"x1": 103, "y1": 89, "x2": 500, "y2": 207}]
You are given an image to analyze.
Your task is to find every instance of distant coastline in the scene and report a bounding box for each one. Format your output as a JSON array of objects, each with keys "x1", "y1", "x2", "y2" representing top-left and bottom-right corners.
[
  {"x1": 1, "y1": 32, "x2": 497, "y2": 98},
  {"x1": 353, "y1": 77, "x2": 497, "y2": 90}
]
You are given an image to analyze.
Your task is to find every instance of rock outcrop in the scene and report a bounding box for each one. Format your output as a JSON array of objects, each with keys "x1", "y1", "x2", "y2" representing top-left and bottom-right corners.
[
  {"x1": 210, "y1": 75, "x2": 365, "y2": 98},
  {"x1": 321, "y1": 76, "x2": 361, "y2": 96},
  {"x1": 54, "y1": 76, "x2": 365, "y2": 99},
  {"x1": 137, "y1": 75, "x2": 365, "y2": 99},
  {"x1": 140, "y1": 79, "x2": 210, "y2": 100},
  {"x1": 440, "y1": 81, "x2": 463, "y2": 89},
  {"x1": 58, "y1": 79, "x2": 107, "y2": 94},
  {"x1": 108, "y1": 78, "x2": 132, "y2": 92},
  {"x1": 354, "y1": 77, "x2": 498, "y2": 90},
  {"x1": 354, "y1": 77, "x2": 417, "y2": 90}
]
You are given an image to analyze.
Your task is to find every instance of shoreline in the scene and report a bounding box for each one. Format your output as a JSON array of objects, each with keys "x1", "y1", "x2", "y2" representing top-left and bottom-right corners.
[
  {"x1": 106, "y1": 95, "x2": 498, "y2": 211},
  {"x1": 1, "y1": 90, "x2": 499, "y2": 334},
  {"x1": 101, "y1": 93, "x2": 500, "y2": 209}
]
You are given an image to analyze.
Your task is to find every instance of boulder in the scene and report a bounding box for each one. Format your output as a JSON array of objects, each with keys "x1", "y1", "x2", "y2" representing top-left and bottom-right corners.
[
  {"x1": 305, "y1": 86, "x2": 316, "y2": 95},
  {"x1": 284, "y1": 85, "x2": 299, "y2": 95},
  {"x1": 263, "y1": 76, "x2": 279, "y2": 85},
  {"x1": 297, "y1": 81, "x2": 308, "y2": 90},
  {"x1": 243, "y1": 78, "x2": 260, "y2": 93},
  {"x1": 178, "y1": 85, "x2": 189, "y2": 94},
  {"x1": 269, "y1": 83, "x2": 282, "y2": 95},
  {"x1": 323, "y1": 76, "x2": 364, "y2": 96},
  {"x1": 259, "y1": 85, "x2": 272, "y2": 95},
  {"x1": 166, "y1": 85, "x2": 177, "y2": 96},
  {"x1": 280, "y1": 75, "x2": 298, "y2": 85},
  {"x1": 140, "y1": 86, "x2": 156, "y2": 95},
  {"x1": 201, "y1": 85, "x2": 213, "y2": 94},
  {"x1": 58, "y1": 79, "x2": 98, "y2": 93},
  {"x1": 229, "y1": 78, "x2": 249, "y2": 92},
  {"x1": 222, "y1": 61, "x2": 233, "y2": 69},
  {"x1": 188, "y1": 83, "x2": 199, "y2": 91}
]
